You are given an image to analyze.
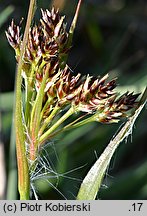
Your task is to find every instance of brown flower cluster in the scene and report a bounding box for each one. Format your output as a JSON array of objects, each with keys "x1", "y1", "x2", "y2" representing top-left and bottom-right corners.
[
  {"x1": 6, "y1": 8, "x2": 68, "y2": 66},
  {"x1": 6, "y1": 7, "x2": 140, "y2": 125},
  {"x1": 39, "y1": 66, "x2": 139, "y2": 123}
]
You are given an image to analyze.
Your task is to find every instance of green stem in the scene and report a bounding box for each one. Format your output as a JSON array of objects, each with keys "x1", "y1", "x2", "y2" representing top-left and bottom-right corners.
[
  {"x1": 60, "y1": 0, "x2": 82, "y2": 68},
  {"x1": 25, "y1": 84, "x2": 33, "y2": 125},
  {"x1": 24, "y1": 65, "x2": 34, "y2": 125},
  {"x1": 39, "y1": 113, "x2": 91, "y2": 143},
  {"x1": 69, "y1": 0, "x2": 82, "y2": 35},
  {"x1": 29, "y1": 63, "x2": 50, "y2": 161},
  {"x1": 15, "y1": 0, "x2": 36, "y2": 200},
  {"x1": 25, "y1": 61, "x2": 45, "y2": 125},
  {"x1": 25, "y1": 58, "x2": 46, "y2": 125},
  {"x1": 39, "y1": 97, "x2": 54, "y2": 121},
  {"x1": 39, "y1": 105, "x2": 60, "y2": 137},
  {"x1": 39, "y1": 107, "x2": 75, "y2": 144},
  {"x1": 62, "y1": 113, "x2": 88, "y2": 130},
  {"x1": 67, "y1": 115, "x2": 93, "y2": 129}
]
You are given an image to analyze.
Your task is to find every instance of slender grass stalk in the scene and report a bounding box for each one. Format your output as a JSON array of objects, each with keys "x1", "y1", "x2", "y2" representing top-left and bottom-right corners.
[
  {"x1": 38, "y1": 105, "x2": 60, "y2": 136},
  {"x1": 60, "y1": 0, "x2": 82, "y2": 68},
  {"x1": 15, "y1": 0, "x2": 36, "y2": 200},
  {"x1": 69, "y1": 0, "x2": 82, "y2": 35},
  {"x1": 39, "y1": 107, "x2": 75, "y2": 144},
  {"x1": 40, "y1": 98, "x2": 54, "y2": 121},
  {"x1": 24, "y1": 66, "x2": 35, "y2": 125},
  {"x1": 29, "y1": 63, "x2": 50, "y2": 161},
  {"x1": 38, "y1": 113, "x2": 89, "y2": 145},
  {"x1": 25, "y1": 61, "x2": 47, "y2": 125}
]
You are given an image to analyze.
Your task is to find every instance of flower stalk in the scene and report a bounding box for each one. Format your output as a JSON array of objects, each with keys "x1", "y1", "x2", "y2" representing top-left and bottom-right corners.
[
  {"x1": 39, "y1": 106, "x2": 75, "y2": 144},
  {"x1": 6, "y1": 0, "x2": 141, "y2": 199},
  {"x1": 14, "y1": 0, "x2": 36, "y2": 200},
  {"x1": 38, "y1": 105, "x2": 60, "y2": 137}
]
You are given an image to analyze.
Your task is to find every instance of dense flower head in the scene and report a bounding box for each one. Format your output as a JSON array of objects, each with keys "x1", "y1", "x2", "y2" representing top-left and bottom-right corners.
[
  {"x1": 5, "y1": 2, "x2": 145, "y2": 202},
  {"x1": 35, "y1": 62, "x2": 139, "y2": 122},
  {"x1": 6, "y1": 7, "x2": 140, "y2": 125},
  {"x1": 6, "y1": 8, "x2": 69, "y2": 67}
]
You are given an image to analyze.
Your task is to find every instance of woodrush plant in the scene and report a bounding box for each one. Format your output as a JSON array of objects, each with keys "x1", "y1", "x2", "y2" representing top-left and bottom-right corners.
[{"x1": 6, "y1": 0, "x2": 146, "y2": 200}]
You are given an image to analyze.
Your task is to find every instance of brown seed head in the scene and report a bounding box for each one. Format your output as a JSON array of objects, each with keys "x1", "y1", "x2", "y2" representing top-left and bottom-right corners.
[
  {"x1": 6, "y1": 7, "x2": 140, "y2": 124},
  {"x1": 5, "y1": 20, "x2": 21, "y2": 49}
]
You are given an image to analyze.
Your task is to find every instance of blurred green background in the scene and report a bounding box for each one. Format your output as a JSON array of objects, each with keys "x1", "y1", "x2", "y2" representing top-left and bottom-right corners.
[{"x1": 0, "y1": 0, "x2": 147, "y2": 200}]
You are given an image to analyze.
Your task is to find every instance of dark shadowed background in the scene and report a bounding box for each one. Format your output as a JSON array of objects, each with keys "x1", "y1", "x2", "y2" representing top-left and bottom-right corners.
[{"x1": 0, "y1": 0, "x2": 147, "y2": 200}]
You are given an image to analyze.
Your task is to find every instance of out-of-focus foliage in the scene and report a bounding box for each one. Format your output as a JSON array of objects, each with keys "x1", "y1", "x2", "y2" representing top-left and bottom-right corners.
[
  {"x1": 0, "y1": 6, "x2": 14, "y2": 28},
  {"x1": 0, "y1": 0, "x2": 147, "y2": 199}
]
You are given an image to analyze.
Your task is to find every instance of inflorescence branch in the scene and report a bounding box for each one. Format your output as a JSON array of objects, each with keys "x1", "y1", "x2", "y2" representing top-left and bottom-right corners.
[{"x1": 6, "y1": 5, "x2": 140, "y2": 165}]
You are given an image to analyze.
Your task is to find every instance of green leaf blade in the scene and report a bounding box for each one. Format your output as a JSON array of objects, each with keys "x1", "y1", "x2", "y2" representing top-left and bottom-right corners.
[{"x1": 77, "y1": 87, "x2": 147, "y2": 200}]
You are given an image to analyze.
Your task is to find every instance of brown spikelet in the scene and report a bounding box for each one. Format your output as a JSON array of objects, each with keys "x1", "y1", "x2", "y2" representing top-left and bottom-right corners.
[
  {"x1": 6, "y1": 7, "x2": 140, "y2": 124},
  {"x1": 5, "y1": 20, "x2": 21, "y2": 49}
]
